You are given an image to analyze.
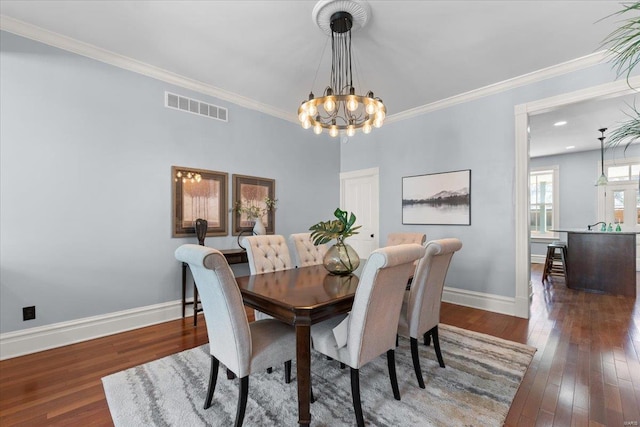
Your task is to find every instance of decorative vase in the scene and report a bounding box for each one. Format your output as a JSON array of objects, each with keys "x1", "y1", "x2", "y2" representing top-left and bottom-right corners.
[
  {"x1": 194, "y1": 218, "x2": 208, "y2": 246},
  {"x1": 252, "y1": 219, "x2": 266, "y2": 235},
  {"x1": 323, "y1": 241, "x2": 360, "y2": 276}
]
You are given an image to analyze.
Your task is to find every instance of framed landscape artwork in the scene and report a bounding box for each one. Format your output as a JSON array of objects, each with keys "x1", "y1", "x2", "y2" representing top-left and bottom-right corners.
[
  {"x1": 172, "y1": 166, "x2": 228, "y2": 237},
  {"x1": 232, "y1": 174, "x2": 276, "y2": 235},
  {"x1": 402, "y1": 169, "x2": 471, "y2": 225}
]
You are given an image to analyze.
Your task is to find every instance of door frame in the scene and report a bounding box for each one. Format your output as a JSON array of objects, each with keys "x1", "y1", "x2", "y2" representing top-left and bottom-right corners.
[{"x1": 515, "y1": 77, "x2": 640, "y2": 319}]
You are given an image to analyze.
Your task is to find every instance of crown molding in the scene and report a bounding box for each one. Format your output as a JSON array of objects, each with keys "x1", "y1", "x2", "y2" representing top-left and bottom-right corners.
[
  {"x1": 1, "y1": 14, "x2": 609, "y2": 126},
  {"x1": 0, "y1": 15, "x2": 297, "y2": 124},
  {"x1": 386, "y1": 51, "x2": 609, "y2": 125}
]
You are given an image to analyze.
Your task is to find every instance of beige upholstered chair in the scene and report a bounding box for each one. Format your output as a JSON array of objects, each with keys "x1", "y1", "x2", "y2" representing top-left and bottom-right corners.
[
  {"x1": 175, "y1": 244, "x2": 295, "y2": 427},
  {"x1": 310, "y1": 244, "x2": 426, "y2": 427},
  {"x1": 243, "y1": 235, "x2": 293, "y2": 321},
  {"x1": 386, "y1": 232, "x2": 426, "y2": 247},
  {"x1": 242, "y1": 235, "x2": 294, "y2": 274},
  {"x1": 397, "y1": 238, "x2": 462, "y2": 388},
  {"x1": 289, "y1": 232, "x2": 329, "y2": 267}
]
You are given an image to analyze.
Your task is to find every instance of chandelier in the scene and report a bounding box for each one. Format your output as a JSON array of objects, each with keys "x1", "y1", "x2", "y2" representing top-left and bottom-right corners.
[{"x1": 298, "y1": 2, "x2": 385, "y2": 137}]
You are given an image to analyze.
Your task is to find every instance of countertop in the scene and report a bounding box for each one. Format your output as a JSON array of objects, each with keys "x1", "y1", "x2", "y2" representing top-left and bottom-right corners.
[{"x1": 551, "y1": 228, "x2": 640, "y2": 235}]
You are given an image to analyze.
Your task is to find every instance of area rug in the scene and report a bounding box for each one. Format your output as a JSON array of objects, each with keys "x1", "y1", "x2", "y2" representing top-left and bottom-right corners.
[{"x1": 102, "y1": 324, "x2": 535, "y2": 426}]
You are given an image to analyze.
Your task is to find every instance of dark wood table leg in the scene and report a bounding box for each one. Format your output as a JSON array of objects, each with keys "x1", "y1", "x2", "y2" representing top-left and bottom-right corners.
[
  {"x1": 295, "y1": 323, "x2": 311, "y2": 426},
  {"x1": 181, "y1": 262, "x2": 187, "y2": 318}
]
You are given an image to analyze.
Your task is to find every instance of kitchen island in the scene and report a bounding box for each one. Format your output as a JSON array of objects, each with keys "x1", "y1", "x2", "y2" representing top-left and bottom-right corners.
[{"x1": 552, "y1": 229, "x2": 637, "y2": 297}]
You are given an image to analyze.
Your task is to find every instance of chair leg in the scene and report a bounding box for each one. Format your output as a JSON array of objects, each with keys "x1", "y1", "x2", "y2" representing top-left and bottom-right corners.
[
  {"x1": 396, "y1": 334, "x2": 399, "y2": 347},
  {"x1": 423, "y1": 331, "x2": 431, "y2": 347},
  {"x1": 227, "y1": 369, "x2": 236, "y2": 380},
  {"x1": 266, "y1": 367, "x2": 273, "y2": 374},
  {"x1": 339, "y1": 362, "x2": 346, "y2": 369},
  {"x1": 387, "y1": 349, "x2": 401, "y2": 400},
  {"x1": 432, "y1": 326, "x2": 445, "y2": 368},
  {"x1": 284, "y1": 360, "x2": 291, "y2": 384},
  {"x1": 350, "y1": 368, "x2": 365, "y2": 427},
  {"x1": 235, "y1": 376, "x2": 249, "y2": 427},
  {"x1": 204, "y1": 356, "x2": 220, "y2": 409},
  {"x1": 410, "y1": 338, "x2": 425, "y2": 389}
]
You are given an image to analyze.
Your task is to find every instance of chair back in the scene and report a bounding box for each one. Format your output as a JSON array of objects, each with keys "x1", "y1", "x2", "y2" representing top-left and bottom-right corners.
[
  {"x1": 406, "y1": 238, "x2": 462, "y2": 338},
  {"x1": 175, "y1": 244, "x2": 252, "y2": 377},
  {"x1": 289, "y1": 232, "x2": 329, "y2": 267},
  {"x1": 242, "y1": 235, "x2": 293, "y2": 274},
  {"x1": 386, "y1": 232, "x2": 426, "y2": 246},
  {"x1": 347, "y1": 243, "x2": 426, "y2": 368}
]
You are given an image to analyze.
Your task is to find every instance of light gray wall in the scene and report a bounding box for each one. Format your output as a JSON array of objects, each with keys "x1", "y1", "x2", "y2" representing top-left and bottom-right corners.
[
  {"x1": 529, "y1": 144, "x2": 640, "y2": 256},
  {"x1": 341, "y1": 62, "x2": 630, "y2": 298},
  {"x1": 0, "y1": 32, "x2": 340, "y2": 333}
]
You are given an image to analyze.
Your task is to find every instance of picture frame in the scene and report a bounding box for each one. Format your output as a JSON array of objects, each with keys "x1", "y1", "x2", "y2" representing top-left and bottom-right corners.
[
  {"x1": 402, "y1": 169, "x2": 471, "y2": 225},
  {"x1": 232, "y1": 174, "x2": 276, "y2": 235},
  {"x1": 172, "y1": 166, "x2": 228, "y2": 237}
]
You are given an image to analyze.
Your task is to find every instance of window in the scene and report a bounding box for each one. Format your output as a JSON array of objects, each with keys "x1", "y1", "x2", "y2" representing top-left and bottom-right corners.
[
  {"x1": 606, "y1": 162, "x2": 640, "y2": 182},
  {"x1": 530, "y1": 166, "x2": 559, "y2": 239}
]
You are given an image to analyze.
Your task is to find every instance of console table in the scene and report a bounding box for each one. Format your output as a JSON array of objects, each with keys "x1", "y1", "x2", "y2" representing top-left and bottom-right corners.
[{"x1": 181, "y1": 248, "x2": 248, "y2": 326}]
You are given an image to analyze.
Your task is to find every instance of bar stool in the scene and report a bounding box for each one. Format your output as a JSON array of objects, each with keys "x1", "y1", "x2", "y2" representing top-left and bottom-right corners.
[{"x1": 542, "y1": 241, "x2": 568, "y2": 283}]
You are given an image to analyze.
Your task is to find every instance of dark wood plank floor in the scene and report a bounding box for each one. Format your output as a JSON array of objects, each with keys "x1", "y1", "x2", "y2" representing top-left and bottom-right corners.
[{"x1": 1, "y1": 264, "x2": 638, "y2": 426}]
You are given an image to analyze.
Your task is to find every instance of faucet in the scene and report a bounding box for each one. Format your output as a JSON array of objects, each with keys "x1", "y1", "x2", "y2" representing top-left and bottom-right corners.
[{"x1": 587, "y1": 221, "x2": 606, "y2": 231}]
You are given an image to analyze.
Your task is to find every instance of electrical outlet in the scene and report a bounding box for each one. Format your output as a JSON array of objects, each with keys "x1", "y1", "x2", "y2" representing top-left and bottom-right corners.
[{"x1": 23, "y1": 306, "x2": 36, "y2": 321}]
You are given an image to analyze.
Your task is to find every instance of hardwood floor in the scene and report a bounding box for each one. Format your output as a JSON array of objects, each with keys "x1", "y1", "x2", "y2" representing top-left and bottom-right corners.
[{"x1": 1, "y1": 265, "x2": 638, "y2": 426}]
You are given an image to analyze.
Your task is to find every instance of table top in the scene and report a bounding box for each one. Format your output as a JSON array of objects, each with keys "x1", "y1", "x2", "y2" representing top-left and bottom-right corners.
[
  {"x1": 551, "y1": 228, "x2": 640, "y2": 235},
  {"x1": 235, "y1": 265, "x2": 361, "y2": 325}
]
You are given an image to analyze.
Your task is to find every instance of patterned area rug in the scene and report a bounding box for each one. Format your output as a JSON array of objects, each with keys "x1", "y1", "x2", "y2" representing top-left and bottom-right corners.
[{"x1": 102, "y1": 324, "x2": 535, "y2": 426}]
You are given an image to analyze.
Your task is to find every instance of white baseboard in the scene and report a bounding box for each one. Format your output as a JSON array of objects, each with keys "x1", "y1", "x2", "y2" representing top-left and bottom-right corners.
[
  {"x1": 1, "y1": 285, "x2": 527, "y2": 360},
  {"x1": 0, "y1": 300, "x2": 184, "y2": 360},
  {"x1": 531, "y1": 254, "x2": 546, "y2": 264},
  {"x1": 442, "y1": 286, "x2": 519, "y2": 317}
]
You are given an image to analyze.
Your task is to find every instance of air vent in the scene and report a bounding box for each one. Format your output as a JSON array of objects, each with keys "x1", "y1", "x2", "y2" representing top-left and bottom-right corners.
[{"x1": 165, "y1": 92, "x2": 228, "y2": 123}]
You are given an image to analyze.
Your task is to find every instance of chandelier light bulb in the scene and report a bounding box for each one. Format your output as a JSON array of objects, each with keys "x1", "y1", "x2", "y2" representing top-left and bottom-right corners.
[
  {"x1": 329, "y1": 125, "x2": 339, "y2": 137},
  {"x1": 346, "y1": 96, "x2": 358, "y2": 112},
  {"x1": 363, "y1": 122, "x2": 372, "y2": 134},
  {"x1": 365, "y1": 101, "x2": 376, "y2": 115},
  {"x1": 308, "y1": 103, "x2": 317, "y2": 116},
  {"x1": 176, "y1": 171, "x2": 182, "y2": 178},
  {"x1": 302, "y1": 118, "x2": 311, "y2": 129},
  {"x1": 182, "y1": 178, "x2": 187, "y2": 183},
  {"x1": 313, "y1": 123, "x2": 323, "y2": 135},
  {"x1": 347, "y1": 125, "x2": 356, "y2": 137},
  {"x1": 298, "y1": 110, "x2": 308, "y2": 122},
  {"x1": 324, "y1": 97, "x2": 336, "y2": 113}
]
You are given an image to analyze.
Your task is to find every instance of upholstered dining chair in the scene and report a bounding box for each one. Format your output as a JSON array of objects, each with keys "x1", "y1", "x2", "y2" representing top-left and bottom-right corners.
[
  {"x1": 289, "y1": 232, "x2": 329, "y2": 267},
  {"x1": 242, "y1": 234, "x2": 294, "y2": 321},
  {"x1": 310, "y1": 244, "x2": 426, "y2": 427},
  {"x1": 174, "y1": 244, "x2": 296, "y2": 427},
  {"x1": 385, "y1": 232, "x2": 426, "y2": 247},
  {"x1": 397, "y1": 238, "x2": 462, "y2": 388}
]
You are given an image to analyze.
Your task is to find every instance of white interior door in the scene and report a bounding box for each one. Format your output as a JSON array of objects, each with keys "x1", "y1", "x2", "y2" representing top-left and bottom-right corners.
[{"x1": 340, "y1": 168, "x2": 379, "y2": 259}]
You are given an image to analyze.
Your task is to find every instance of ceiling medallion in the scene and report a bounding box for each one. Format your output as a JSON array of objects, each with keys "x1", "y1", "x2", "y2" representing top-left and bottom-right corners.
[{"x1": 298, "y1": 0, "x2": 385, "y2": 137}]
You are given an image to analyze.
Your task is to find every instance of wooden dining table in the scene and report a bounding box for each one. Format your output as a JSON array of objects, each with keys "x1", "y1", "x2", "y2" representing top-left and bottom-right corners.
[{"x1": 235, "y1": 264, "x2": 361, "y2": 426}]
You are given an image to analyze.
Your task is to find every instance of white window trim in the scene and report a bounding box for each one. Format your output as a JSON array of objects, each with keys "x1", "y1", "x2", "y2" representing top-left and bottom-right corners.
[{"x1": 530, "y1": 165, "x2": 559, "y2": 240}]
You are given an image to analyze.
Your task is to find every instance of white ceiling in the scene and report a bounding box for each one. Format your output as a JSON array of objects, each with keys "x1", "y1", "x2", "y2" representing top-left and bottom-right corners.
[{"x1": 0, "y1": 0, "x2": 635, "y2": 155}]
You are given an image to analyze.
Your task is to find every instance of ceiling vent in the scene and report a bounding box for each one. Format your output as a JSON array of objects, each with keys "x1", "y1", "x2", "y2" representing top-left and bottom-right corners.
[{"x1": 165, "y1": 91, "x2": 228, "y2": 122}]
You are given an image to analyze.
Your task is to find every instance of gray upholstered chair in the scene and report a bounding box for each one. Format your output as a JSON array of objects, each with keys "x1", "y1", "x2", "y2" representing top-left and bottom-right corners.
[
  {"x1": 243, "y1": 234, "x2": 294, "y2": 322},
  {"x1": 310, "y1": 244, "x2": 426, "y2": 427},
  {"x1": 397, "y1": 238, "x2": 462, "y2": 388},
  {"x1": 289, "y1": 232, "x2": 329, "y2": 267},
  {"x1": 242, "y1": 235, "x2": 294, "y2": 274},
  {"x1": 385, "y1": 232, "x2": 426, "y2": 247},
  {"x1": 174, "y1": 244, "x2": 296, "y2": 427}
]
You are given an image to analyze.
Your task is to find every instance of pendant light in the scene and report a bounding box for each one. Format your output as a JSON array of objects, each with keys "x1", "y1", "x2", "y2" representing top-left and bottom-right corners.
[{"x1": 596, "y1": 127, "x2": 608, "y2": 186}]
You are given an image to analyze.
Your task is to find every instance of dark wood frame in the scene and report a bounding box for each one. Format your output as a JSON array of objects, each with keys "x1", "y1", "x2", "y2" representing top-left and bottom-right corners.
[
  {"x1": 232, "y1": 174, "x2": 276, "y2": 235},
  {"x1": 172, "y1": 166, "x2": 228, "y2": 237},
  {"x1": 402, "y1": 169, "x2": 471, "y2": 225}
]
